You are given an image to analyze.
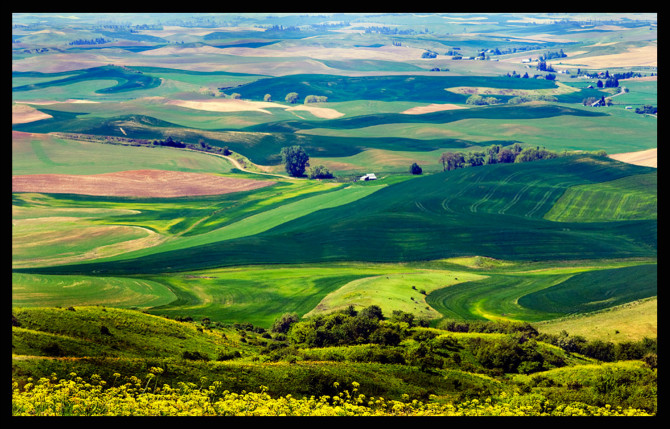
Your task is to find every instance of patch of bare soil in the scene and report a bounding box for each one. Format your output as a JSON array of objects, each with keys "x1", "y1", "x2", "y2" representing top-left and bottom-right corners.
[
  {"x1": 12, "y1": 169, "x2": 275, "y2": 198},
  {"x1": 401, "y1": 103, "x2": 466, "y2": 115},
  {"x1": 608, "y1": 148, "x2": 657, "y2": 168},
  {"x1": 12, "y1": 104, "x2": 52, "y2": 124}
]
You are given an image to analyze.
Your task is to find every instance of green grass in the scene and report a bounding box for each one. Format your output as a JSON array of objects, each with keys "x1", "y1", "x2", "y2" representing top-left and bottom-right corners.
[
  {"x1": 11, "y1": 306, "x2": 237, "y2": 359},
  {"x1": 230, "y1": 74, "x2": 562, "y2": 104},
  {"x1": 14, "y1": 258, "x2": 656, "y2": 331},
  {"x1": 304, "y1": 270, "x2": 488, "y2": 321},
  {"x1": 612, "y1": 80, "x2": 657, "y2": 106},
  {"x1": 12, "y1": 273, "x2": 176, "y2": 309},
  {"x1": 11, "y1": 132, "x2": 235, "y2": 176},
  {"x1": 517, "y1": 264, "x2": 657, "y2": 315},
  {"x1": 544, "y1": 172, "x2": 657, "y2": 222},
  {"x1": 13, "y1": 66, "x2": 162, "y2": 95},
  {"x1": 535, "y1": 297, "x2": 657, "y2": 343}
]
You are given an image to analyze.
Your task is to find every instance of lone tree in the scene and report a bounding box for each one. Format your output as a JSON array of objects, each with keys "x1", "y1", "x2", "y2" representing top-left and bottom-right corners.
[
  {"x1": 280, "y1": 145, "x2": 310, "y2": 177},
  {"x1": 285, "y1": 92, "x2": 299, "y2": 104},
  {"x1": 409, "y1": 162, "x2": 423, "y2": 175}
]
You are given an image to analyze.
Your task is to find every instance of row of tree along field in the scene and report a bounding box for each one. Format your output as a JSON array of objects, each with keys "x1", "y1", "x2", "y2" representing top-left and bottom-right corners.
[{"x1": 438, "y1": 143, "x2": 607, "y2": 172}]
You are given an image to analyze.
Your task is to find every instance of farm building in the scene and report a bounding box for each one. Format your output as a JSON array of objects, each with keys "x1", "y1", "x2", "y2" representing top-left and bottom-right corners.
[{"x1": 359, "y1": 173, "x2": 377, "y2": 181}]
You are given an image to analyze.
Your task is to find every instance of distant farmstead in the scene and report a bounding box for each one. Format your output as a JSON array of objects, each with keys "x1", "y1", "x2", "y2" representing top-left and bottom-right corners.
[{"x1": 359, "y1": 173, "x2": 377, "y2": 181}]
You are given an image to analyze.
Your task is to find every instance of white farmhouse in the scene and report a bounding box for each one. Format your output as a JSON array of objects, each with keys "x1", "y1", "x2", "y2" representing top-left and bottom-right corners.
[{"x1": 359, "y1": 173, "x2": 377, "y2": 181}]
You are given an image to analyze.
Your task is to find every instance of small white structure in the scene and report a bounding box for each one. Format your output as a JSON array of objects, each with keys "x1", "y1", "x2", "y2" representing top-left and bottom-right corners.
[{"x1": 359, "y1": 173, "x2": 377, "y2": 181}]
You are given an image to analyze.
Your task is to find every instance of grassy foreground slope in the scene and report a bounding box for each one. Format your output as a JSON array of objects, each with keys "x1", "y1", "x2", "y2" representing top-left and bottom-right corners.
[
  {"x1": 23, "y1": 154, "x2": 655, "y2": 275},
  {"x1": 12, "y1": 306, "x2": 657, "y2": 415}
]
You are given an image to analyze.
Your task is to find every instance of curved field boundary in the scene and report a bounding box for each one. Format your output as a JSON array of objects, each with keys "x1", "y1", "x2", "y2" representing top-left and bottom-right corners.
[
  {"x1": 304, "y1": 270, "x2": 488, "y2": 321},
  {"x1": 82, "y1": 184, "x2": 385, "y2": 264},
  {"x1": 517, "y1": 264, "x2": 657, "y2": 315}
]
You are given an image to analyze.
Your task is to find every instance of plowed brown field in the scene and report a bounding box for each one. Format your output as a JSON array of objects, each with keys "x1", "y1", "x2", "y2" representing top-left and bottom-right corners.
[{"x1": 12, "y1": 169, "x2": 275, "y2": 198}]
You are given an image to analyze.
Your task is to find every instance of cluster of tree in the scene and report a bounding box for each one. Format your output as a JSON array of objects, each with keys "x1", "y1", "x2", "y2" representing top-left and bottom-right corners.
[
  {"x1": 197, "y1": 139, "x2": 231, "y2": 155},
  {"x1": 148, "y1": 136, "x2": 231, "y2": 156},
  {"x1": 309, "y1": 22, "x2": 350, "y2": 31},
  {"x1": 307, "y1": 164, "x2": 333, "y2": 179},
  {"x1": 273, "y1": 305, "x2": 427, "y2": 349},
  {"x1": 507, "y1": 94, "x2": 558, "y2": 104},
  {"x1": 537, "y1": 331, "x2": 657, "y2": 366},
  {"x1": 596, "y1": 78, "x2": 619, "y2": 88},
  {"x1": 465, "y1": 333, "x2": 551, "y2": 374},
  {"x1": 442, "y1": 320, "x2": 657, "y2": 372},
  {"x1": 635, "y1": 105, "x2": 657, "y2": 115},
  {"x1": 285, "y1": 92, "x2": 299, "y2": 104},
  {"x1": 364, "y1": 26, "x2": 415, "y2": 35},
  {"x1": 409, "y1": 163, "x2": 422, "y2": 175},
  {"x1": 465, "y1": 95, "x2": 501, "y2": 106},
  {"x1": 536, "y1": 61, "x2": 555, "y2": 72},
  {"x1": 582, "y1": 96, "x2": 611, "y2": 107},
  {"x1": 421, "y1": 51, "x2": 437, "y2": 58},
  {"x1": 439, "y1": 143, "x2": 573, "y2": 172},
  {"x1": 505, "y1": 70, "x2": 529, "y2": 78},
  {"x1": 93, "y1": 23, "x2": 162, "y2": 31},
  {"x1": 265, "y1": 25, "x2": 302, "y2": 32},
  {"x1": 278, "y1": 145, "x2": 336, "y2": 179},
  {"x1": 304, "y1": 95, "x2": 328, "y2": 104},
  {"x1": 69, "y1": 38, "x2": 110, "y2": 45},
  {"x1": 538, "y1": 50, "x2": 567, "y2": 61},
  {"x1": 152, "y1": 136, "x2": 186, "y2": 148},
  {"x1": 441, "y1": 319, "x2": 539, "y2": 336},
  {"x1": 268, "y1": 307, "x2": 656, "y2": 380},
  {"x1": 611, "y1": 71, "x2": 643, "y2": 79}
]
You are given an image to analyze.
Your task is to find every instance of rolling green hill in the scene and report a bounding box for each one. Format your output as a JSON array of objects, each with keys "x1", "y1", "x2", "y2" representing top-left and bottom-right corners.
[{"x1": 21, "y1": 155, "x2": 654, "y2": 276}]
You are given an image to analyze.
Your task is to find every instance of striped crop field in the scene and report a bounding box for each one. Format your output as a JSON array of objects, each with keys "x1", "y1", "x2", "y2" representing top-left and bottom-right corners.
[
  {"x1": 18, "y1": 155, "x2": 656, "y2": 280},
  {"x1": 12, "y1": 272, "x2": 176, "y2": 309},
  {"x1": 544, "y1": 172, "x2": 657, "y2": 222}
]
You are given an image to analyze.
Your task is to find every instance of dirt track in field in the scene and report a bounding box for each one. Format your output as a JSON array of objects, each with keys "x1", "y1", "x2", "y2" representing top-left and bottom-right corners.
[{"x1": 12, "y1": 169, "x2": 275, "y2": 198}]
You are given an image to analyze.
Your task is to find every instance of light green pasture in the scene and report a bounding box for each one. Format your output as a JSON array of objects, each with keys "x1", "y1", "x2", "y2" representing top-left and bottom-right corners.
[
  {"x1": 12, "y1": 272, "x2": 176, "y2": 309},
  {"x1": 12, "y1": 133, "x2": 234, "y2": 175},
  {"x1": 312, "y1": 147, "x2": 466, "y2": 174},
  {"x1": 144, "y1": 263, "x2": 485, "y2": 328},
  {"x1": 535, "y1": 297, "x2": 657, "y2": 343},
  {"x1": 11, "y1": 79, "x2": 121, "y2": 102},
  {"x1": 304, "y1": 270, "x2": 488, "y2": 320}
]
